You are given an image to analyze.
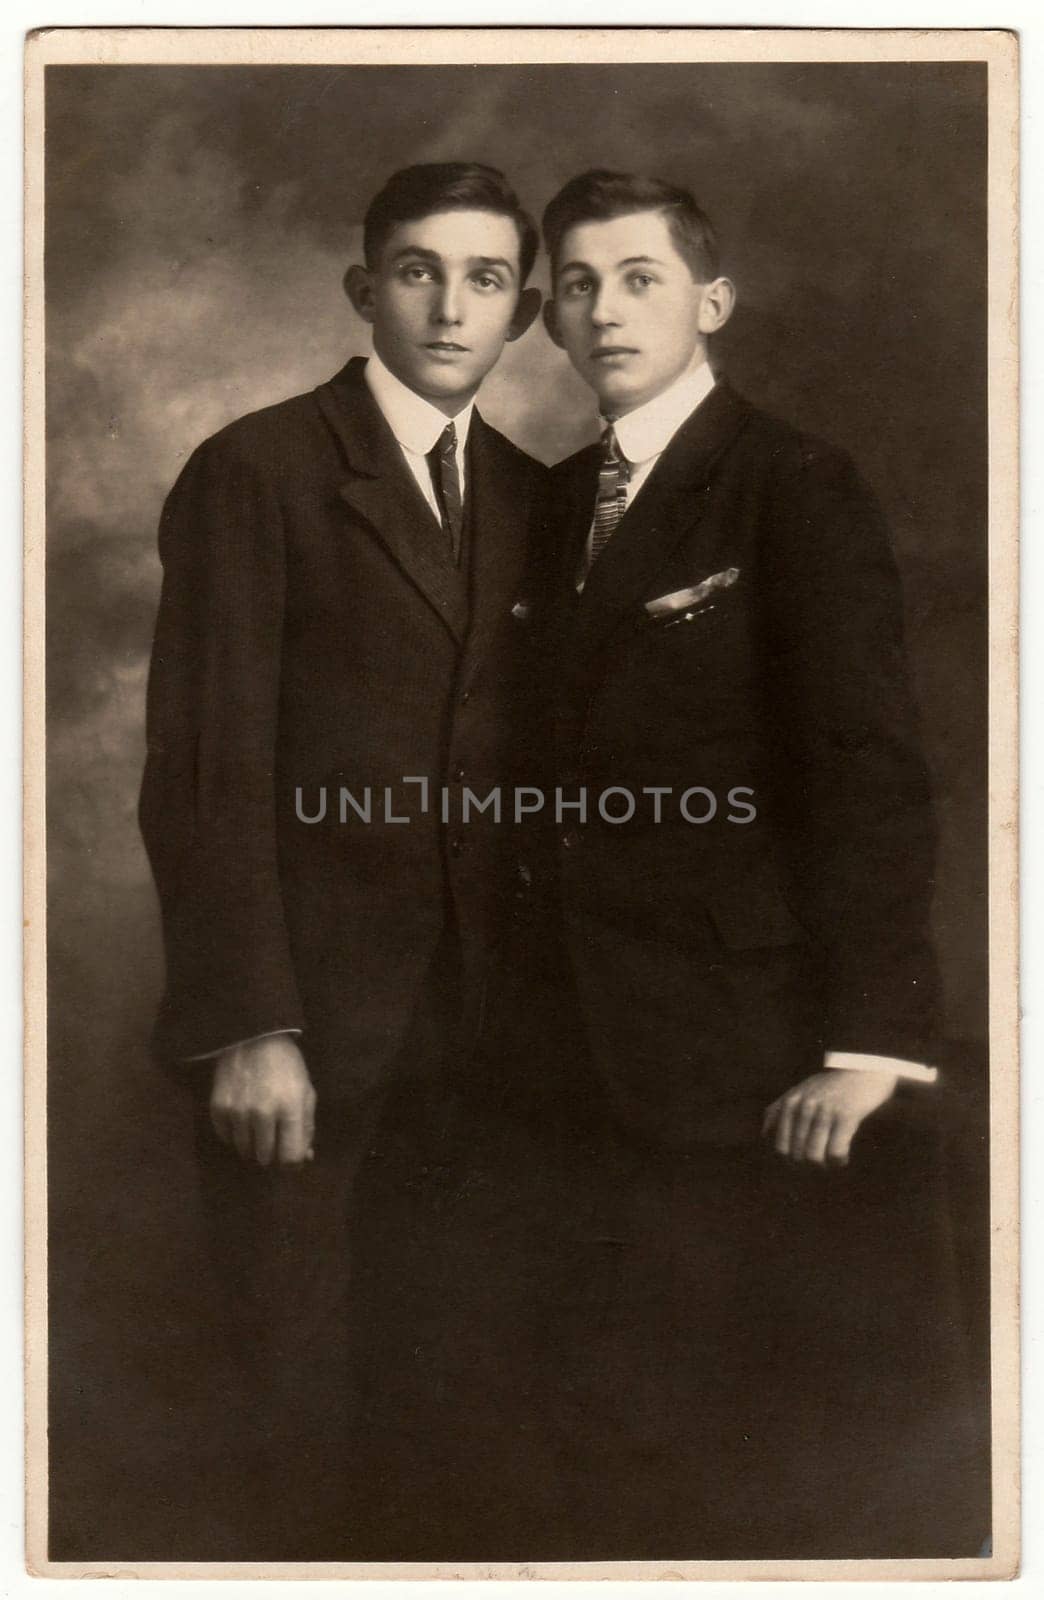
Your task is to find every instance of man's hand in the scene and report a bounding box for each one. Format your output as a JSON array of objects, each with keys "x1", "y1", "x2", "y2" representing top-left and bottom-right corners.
[
  {"x1": 762, "y1": 1069, "x2": 898, "y2": 1167},
  {"x1": 210, "y1": 1035, "x2": 316, "y2": 1166}
]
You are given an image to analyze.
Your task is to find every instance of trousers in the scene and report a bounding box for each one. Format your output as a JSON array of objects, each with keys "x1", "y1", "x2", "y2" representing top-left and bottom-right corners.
[{"x1": 187, "y1": 933, "x2": 463, "y2": 1560}]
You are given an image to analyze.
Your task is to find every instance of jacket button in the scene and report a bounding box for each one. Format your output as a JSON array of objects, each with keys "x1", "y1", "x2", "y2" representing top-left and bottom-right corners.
[
  {"x1": 452, "y1": 763, "x2": 465, "y2": 783},
  {"x1": 450, "y1": 834, "x2": 465, "y2": 857},
  {"x1": 561, "y1": 830, "x2": 578, "y2": 850},
  {"x1": 460, "y1": 688, "x2": 472, "y2": 705}
]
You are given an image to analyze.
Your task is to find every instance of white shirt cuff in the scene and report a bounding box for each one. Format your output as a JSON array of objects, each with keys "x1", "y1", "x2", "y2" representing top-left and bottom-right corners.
[
  {"x1": 184, "y1": 1028, "x2": 303, "y2": 1063},
  {"x1": 824, "y1": 1050, "x2": 938, "y2": 1084}
]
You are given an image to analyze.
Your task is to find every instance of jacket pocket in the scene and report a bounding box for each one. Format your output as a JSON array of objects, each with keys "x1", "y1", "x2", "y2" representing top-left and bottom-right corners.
[{"x1": 641, "y1": 596, "x2": 732, "y2": 636}]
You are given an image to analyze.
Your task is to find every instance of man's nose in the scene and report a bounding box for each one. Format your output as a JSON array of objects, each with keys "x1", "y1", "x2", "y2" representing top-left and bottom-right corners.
[
  {"x1": 590, "y1": 293, "x2": 622, "y2": 328},
  {"x1": 433, "y1": 281, "x2": 464, "y2": 325}
]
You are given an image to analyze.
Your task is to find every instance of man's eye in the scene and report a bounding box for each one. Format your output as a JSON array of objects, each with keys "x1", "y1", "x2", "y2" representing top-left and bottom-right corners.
[
  {"x1": 472, "y1": 273, "x2": 504, "y2": 292},
  {"x1": 402, "y1": 265, "x2": 434, "y2": 282},
  {"x1": 629, "y1": 272, "x2": 656, "y2": 289},
  {"x1": 563, "y1": 278, "x2": 592, "y2": 297}
]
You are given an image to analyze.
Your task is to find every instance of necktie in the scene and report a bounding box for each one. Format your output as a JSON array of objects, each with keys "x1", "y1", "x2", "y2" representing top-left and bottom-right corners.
[
  {"x1": 587, "y1": 424, "x2": 630, "y2": 569},
  {"x1": 427, "y1": 421, "x2": 464, "y2": 564}
]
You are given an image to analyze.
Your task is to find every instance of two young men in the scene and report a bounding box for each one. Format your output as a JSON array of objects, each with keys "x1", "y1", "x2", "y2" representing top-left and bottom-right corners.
[{"x1": 142, "y1": 162, "x2": 966, "y2": 1556}]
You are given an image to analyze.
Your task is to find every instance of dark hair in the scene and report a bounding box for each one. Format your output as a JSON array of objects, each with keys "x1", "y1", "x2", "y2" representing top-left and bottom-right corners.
[
  {"x1": 363, "y1": 163, "x2": 539, "y2": 285},
  {"x1": 542, "y1": 169, "x2": 720, "y2": 283}
]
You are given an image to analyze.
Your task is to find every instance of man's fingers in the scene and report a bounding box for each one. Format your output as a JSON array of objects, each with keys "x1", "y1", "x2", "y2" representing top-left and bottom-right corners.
[
  {"x1": 826, "y1": 1114, "x2": 858, "y2": 1167},
  {"x1": 208, "y1": 1041, "x2": 316, "y2": 1165},
  {"x1": 252, "y1": 1111, "x2": 278, "y2": 1167},
  {"x1": 765, "y1": 1070, "x2": 897, "y2": 1168},
  {"x1": 789, "y1": 1098, "x2": 821, "y2": 1161},
  {"x1": 769, "y1": 1094, "x2": 837, "y2": 1162},
  {"x1": 802, "y1": 1109, "x2": 833, "y2": 1166},
  {"x1": 276, "y1": 1107, "x2": 312, "y2": 1166},
  {"x1": 773, "y1": 1095, "x2": 799, "y2": 1157}
]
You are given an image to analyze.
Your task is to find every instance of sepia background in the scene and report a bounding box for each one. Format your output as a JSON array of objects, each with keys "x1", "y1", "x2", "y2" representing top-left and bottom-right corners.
[{"x1": 45, "y1": 61, "x2": 989, "y2": 1556}]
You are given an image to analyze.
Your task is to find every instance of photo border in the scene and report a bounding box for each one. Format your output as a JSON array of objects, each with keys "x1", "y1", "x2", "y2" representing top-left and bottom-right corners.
[{"x1": 22, "y1": 25, "x2": 1020, "y2": 1580}]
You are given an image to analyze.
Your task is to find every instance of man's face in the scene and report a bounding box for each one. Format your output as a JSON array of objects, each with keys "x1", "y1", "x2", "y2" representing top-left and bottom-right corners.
[
  {"x1": 549, "y1": 210, "x2": 717, "y2": 416},
  {"x1": 357, "y1": 209, "x2": 531, "y2": 412}
]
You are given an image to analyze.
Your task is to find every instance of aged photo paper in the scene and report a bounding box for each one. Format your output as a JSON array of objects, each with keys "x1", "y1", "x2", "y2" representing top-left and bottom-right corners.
[{"x1": 24, "y1": 26, "x2": 1019, "y2": 1580}]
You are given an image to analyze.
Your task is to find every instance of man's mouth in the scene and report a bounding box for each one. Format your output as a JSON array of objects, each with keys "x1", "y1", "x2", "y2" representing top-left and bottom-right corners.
[
  {"x1": 591, "y1": 346, "x2": 639, "y2": 361},
  {"x1": 426, "y1": 341, "x2": 469, "y2": 353}
]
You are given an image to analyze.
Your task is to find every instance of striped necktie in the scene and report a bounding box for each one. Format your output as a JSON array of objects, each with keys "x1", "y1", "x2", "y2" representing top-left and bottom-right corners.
[
  {"x1": 427, "y1": 420, "x2": 464, "y2": 563},
  {"x1": 588, "y1": 424, "x2": 630, "y2": 568}
]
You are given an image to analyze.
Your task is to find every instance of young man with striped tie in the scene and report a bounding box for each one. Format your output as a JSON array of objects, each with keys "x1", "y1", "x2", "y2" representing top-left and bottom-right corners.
[{"x1": 530, "y1": 168, "x2": 977, "y2": 1556}]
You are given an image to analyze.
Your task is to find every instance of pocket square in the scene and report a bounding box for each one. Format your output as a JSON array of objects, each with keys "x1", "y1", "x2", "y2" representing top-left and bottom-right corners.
[
  {"x1": 644, "y1": 567, "x2": 741, "y2": 618},
  {"x1": 511, "y1": 599, "x2": 532, "y2": 621}
]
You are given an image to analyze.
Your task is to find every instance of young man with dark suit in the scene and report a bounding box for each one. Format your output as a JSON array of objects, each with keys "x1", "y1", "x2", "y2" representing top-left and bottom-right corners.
[
  {"x1": 139, "y1": 163, "x2": 543, "y2": 1556},
  {"x1": 533, "y1": 170, "x2": 977, "y2": 1555}
]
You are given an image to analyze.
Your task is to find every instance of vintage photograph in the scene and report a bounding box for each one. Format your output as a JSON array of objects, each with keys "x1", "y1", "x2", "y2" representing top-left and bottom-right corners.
[{"x1": 25, "y1": 27, "x2": 1018, "y2": 1578}]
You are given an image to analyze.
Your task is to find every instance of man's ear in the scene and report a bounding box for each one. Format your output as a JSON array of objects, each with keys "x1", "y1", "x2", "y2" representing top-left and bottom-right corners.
[
  {"x1": 506, "y1": 285, "x2": 542, "y2": 343},
  {"x1": 697, "y1": 276, "x2": 736, "y2": 336},
  {"x1": 344, "y1": 264, "x2": 376, "y2": 325},
  {"x1": 542, "y1": 298, "x2": 565, "y2": 349}
]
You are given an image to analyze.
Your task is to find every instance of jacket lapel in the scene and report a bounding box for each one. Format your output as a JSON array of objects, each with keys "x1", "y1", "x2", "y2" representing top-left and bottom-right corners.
[
  {"x1": 462, "y1": 414, "x2": 533, "y2": 670},
  {"x1": 571, "y1": 380, "x2": 751, "y2": 664},
  {"x1": 315, "y1": 357, "x2": 469, "y2": 644},
  {"x1": 559, "y1": 443, "x2": 603, "y2": 591},
  {"x1": 542, "y1": 443, "x2": 600, "y2": 659}
]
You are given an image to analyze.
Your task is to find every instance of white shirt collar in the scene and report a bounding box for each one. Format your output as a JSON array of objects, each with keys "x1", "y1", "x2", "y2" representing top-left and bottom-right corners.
[
  {"x1": 364, "y1": 348, "x2": 475, "y2": 457},
  {"x1": 607, "y1": 358, "x2": 716, "y2": 466}
]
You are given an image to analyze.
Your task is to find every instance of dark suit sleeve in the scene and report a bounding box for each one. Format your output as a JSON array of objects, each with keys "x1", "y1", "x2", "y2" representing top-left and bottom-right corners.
[
  {"x1": 139, "y1": 432, "x2": 305, "y2": 1060},
  {"x1": 761, "y1": 441, "x2": 941, "y2": 1064}
]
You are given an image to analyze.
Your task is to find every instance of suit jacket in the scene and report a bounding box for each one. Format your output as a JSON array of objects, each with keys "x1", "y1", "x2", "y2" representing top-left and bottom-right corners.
[
  {"x1": 139, "y1": 355, "x2": 546, "y2": 1099},
  {"x1": 536, "y1": 379, "x2": 940, "y2": 1145}
]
